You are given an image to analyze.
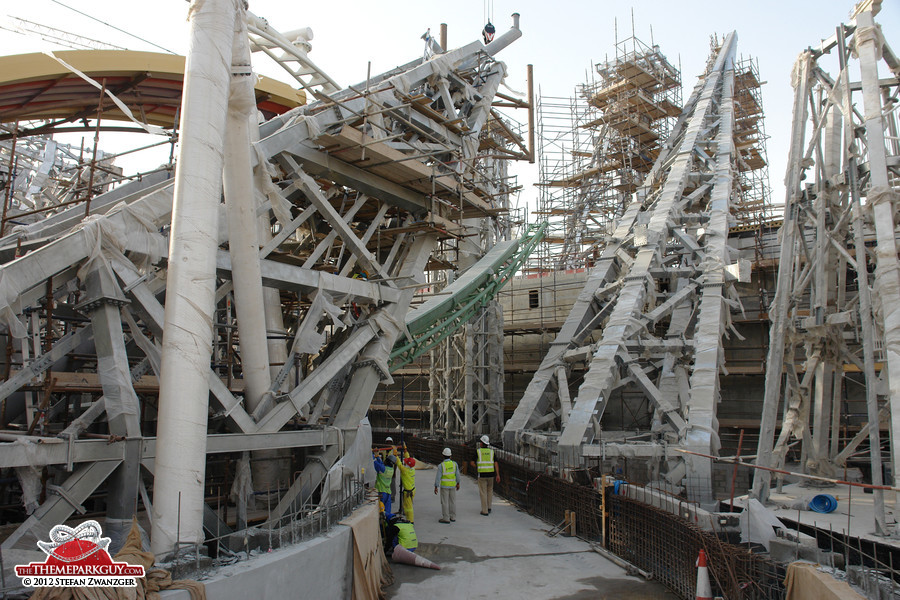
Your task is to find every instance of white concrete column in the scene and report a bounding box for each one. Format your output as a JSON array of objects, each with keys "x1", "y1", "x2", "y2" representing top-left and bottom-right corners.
[
  {"x1": 856, "y1": 12, "x2": 900, "y2": 492},
  {"x1": 151, "y1": 0, "x2": 237, "y2": 557},
  {"x1": 224, "y1": 12, "x2": 272, "y2": 411}
]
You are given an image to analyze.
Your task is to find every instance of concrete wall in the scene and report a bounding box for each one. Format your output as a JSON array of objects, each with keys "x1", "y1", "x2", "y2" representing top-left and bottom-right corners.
[
  {"x1": 161, "y1": 520, "x2": 353, "y2": 600},
  {"x1": 498, "y1": 269, "x2": 589, "y2": 331}
]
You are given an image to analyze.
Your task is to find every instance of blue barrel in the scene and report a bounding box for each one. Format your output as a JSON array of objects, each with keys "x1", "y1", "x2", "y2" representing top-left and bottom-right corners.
[{"x1": 808, "y1": 494, "x2": 838, "y2": 513}]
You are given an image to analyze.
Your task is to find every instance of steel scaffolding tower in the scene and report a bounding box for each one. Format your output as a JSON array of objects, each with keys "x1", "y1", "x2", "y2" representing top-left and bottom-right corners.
[
  {"x1": 505, "y1": 32, "x2": 765, "y2": 504},
  {"x1": 421, "y1": 223, "x2": 545, "y2": 440},
  {"x1": 731, "y1": 56, "x2": 772, "y2": 226},
  {"x1": 418, "y1": 68, "x2": 534, "y2": 441},
  {"x1": 0, "y1": 5, "x2": 525, "y2": 556},
  {"x1": 534, "y1": 35, "x2": 681, "y2": 272},
  {"x1": 752, "y1": 1, "x2": 900, "y2": 536}
]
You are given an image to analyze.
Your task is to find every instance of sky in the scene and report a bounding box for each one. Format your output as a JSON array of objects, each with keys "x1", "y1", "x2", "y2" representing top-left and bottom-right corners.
[{"x1": 1, "y1": 0, "x2": 898, "y2": 219}]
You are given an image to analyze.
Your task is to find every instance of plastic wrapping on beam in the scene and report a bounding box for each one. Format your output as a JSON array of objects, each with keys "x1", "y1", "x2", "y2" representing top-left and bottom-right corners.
[
  {"x1": 320, "y1": 418, "x2": 374, "y2": 506},
  {"x1": 0, "y1": 184, "x2": 174, "y2": 339},
  {"x1": 15, "y1": 466, "x2": 42, "y2": 514},
  {"x1": 357, "y1": 310, "x2": 406, "y2": 385},
  {"x1": 96, "y1": 351, "x2": 140, "y2": 425},
  {"x1": 290, "y1": 289, "x2": 343, "y2": 356},
  {"x1": 230, "y1": 455, "x2": 255, "y2": 526},
  {"x1": 1, "y1": 173, "x2": 172, "y2": 247},
  {"x1": 253, "y1": 143, "x2": 293, "y2": 228},
  {"x1": 851, "y1": 24, "x2": 885, "y2": 62},
  {"x1": 150, "y1": 0, "x2": 237, "y2": 557}
]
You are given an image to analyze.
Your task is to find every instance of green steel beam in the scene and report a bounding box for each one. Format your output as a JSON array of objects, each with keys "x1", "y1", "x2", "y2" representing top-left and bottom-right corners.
[{"x1": 389, "y1": 222, "x2": 547, "y2": 371}]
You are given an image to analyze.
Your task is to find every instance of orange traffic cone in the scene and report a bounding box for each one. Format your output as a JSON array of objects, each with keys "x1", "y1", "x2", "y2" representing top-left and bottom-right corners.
[
  {"x1": 696, "y1": 549, "x2": 712, "y2": 600},
  {"x1": 391, "y1": 544, "x2": 441, "y2": 570}
]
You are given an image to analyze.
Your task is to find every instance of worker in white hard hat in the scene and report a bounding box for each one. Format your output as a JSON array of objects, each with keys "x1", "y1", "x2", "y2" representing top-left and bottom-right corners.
[
  {"x1": 434, "y1": 447, "x2": 460, "y2": 523},
  {"x1": 471, "y1": 435, "x2": 500, "y2": 516}
]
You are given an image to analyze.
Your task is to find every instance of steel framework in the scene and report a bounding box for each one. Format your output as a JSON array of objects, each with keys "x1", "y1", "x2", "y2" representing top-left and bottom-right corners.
[
  {"x1": 0, "y1": 5, "x2": 524, "y2": 556},
  {"x1": 416, "y1": 222, "x2": 545, "y2": 438},
  {"x1": 504, "y1": 32, "x2": 764, "y2": 504},
  {"x1": 533, "y1": 35, "x2": 681, "y2": 272},
  {"x1": 752, "y1": 2, "x2": 900, "y2": 536}
]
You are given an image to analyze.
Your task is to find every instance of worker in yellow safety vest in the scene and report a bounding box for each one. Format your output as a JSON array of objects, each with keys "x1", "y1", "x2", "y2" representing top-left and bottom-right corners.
[
  {"x1": 385, "y1": 514, "x2": 418, "y2": 553},
  {"x1": 470, "y1": 435, "x2": 500, "y2": 516},
  {"x1": 433, "y1": 447, "x2": 460, "y2": 523},
  {"x1": 397, "y1": 450, "x2": 416, "y2": 522}
]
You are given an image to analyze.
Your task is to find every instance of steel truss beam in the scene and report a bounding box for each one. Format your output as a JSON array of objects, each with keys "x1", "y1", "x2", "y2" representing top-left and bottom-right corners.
[
  {"x1": 504, "y1": 33, "x2": 749, "y2": 503},
  {"x1": 0, "y1": 13, "x2": 524, "y2": 550},
  {"x1": 752, "y1": 6, "x2": 900, "y2": 536}
]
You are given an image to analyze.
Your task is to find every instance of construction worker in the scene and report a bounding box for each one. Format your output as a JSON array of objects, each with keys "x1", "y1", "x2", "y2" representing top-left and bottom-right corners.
[
  {"x1": 385, "y1": 513, "x2": 418, "y2": 554},
  {"x1": 471, "y1": 435, "x2": 500, "y2": 516},
  {"x1": 397, "y1": 454, "x2": 416, "y2": 522},
  {"x1": 434, "y1": 447, "x2": 460, "y2": 523},
  {"x1": 385, "y1": 436, "x2": 398, "y2": 504},
  {"x1": 374, "y1": 451, "x2": 397, "y2": 516}
]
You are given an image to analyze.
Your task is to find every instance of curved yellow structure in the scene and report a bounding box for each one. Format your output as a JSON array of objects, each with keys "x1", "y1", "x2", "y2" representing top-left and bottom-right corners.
[{"x1": 0, "y1": 49, "x2": 304, "y2": 130}]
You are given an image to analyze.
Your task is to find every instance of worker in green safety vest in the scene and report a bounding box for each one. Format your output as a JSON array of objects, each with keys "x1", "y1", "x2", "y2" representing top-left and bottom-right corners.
[
  {"x1": 433, "y1": 447, "x2": 460, "y2": 523},
  {"x1": 374, "y1": 451, "x2": 397, "y2": 516},
  {"x1": 470, "y1": 435, "x2": 500, "y2": 516}
]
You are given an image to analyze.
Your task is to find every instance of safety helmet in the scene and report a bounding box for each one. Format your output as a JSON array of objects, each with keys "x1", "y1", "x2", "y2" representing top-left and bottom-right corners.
[
  {"x1": 442, "y1": 447, "x2": 452, "y2": 457},
  {"x1": 405, "y1": 457, "x2": 416, "y2": 468},
  {"x1": 480, "y1": 435, "x2": 490, "y2": 445},
  {"x1": 385, "y1": 436, "x2": 394, "y2": 443}
]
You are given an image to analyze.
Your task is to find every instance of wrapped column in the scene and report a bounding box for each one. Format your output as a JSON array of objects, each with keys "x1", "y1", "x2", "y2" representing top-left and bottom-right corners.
[{"x1": 150, "y1": 0, "x2": 237, "y2": 557}]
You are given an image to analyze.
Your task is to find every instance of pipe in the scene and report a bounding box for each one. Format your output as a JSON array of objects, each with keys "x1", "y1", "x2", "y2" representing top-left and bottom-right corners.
[
  {"x1": 224, "y1": 11, "x2": 272, "y2": 413},
  {"x1": 439, "y1": 23, "x2": 447, "y2": 53},
  {"x1": 526, "y1": 64, "x2": 535, "y2": 164},
  {"x1": 151, "y1": 0, "x2": 236, "y2": 557},
  {"x1": 673, "y1": 447, "x2": 900, "y2": 493},
  {"x1": 591, "y1": 543, "x2": 652, "y2": 579},
  {"x1": 483, "y1": 13, "x2": 522, "y2": 57}
]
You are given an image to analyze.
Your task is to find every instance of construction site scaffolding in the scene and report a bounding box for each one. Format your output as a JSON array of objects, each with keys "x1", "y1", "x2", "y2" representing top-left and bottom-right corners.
[{"x1": 533, "y1": 33, "x2": 681, "y2": 272}]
